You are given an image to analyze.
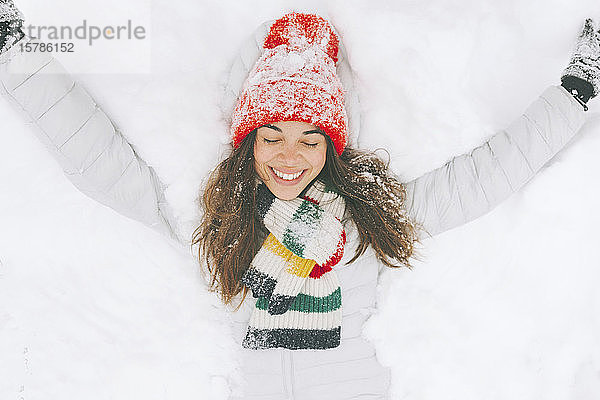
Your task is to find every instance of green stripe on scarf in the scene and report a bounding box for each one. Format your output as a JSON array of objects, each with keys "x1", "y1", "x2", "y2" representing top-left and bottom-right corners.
[
  {"x1": 256, "y1": 287, "x2": 342, "y2": 313},
  {"x1": 282, "y1": 200, "x2": 323, "y2": 257}
]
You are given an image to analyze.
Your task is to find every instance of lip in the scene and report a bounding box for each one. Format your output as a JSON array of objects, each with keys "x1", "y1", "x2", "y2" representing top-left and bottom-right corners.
[{"x1": 269, "y1": 166, "x2": 307, "y2": 186}]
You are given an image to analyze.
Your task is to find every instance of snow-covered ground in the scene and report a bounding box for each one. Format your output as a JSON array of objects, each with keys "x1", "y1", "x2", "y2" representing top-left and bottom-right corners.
[{"x1": 1, "y1": 0, "x2": 600, "y2": 399}]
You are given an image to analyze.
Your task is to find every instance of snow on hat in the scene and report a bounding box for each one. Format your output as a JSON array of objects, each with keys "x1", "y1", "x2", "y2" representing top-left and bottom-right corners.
[{"x1": 230, "y1": 12, "x2": 349, "y2": 155}]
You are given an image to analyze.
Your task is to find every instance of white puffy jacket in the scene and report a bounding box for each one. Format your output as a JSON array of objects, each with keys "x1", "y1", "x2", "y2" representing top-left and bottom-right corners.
[{"x1": 0, "y1": 24, "x2": 587, "y2": 399}]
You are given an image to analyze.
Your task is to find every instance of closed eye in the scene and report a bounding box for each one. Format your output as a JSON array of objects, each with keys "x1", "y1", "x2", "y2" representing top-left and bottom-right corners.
[{"x1": 262, "y1": 138, "x2": 319, "y2": 147}]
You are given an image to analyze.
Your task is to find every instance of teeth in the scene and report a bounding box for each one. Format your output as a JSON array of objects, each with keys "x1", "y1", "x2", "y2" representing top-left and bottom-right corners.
[{"x1": 272, "y1": 167, "x2": 303, "y2": 180}]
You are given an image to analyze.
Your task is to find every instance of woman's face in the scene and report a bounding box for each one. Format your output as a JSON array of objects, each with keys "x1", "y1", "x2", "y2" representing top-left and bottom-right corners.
[{"x1": 254, "y1": 121, "x2": 327, "y2": 200}]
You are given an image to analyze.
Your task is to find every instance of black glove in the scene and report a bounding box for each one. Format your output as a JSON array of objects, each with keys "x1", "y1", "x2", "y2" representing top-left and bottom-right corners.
[
  {"x1": 0, "y1": 0, "x2": 25, "y2": 54},
  {"x1": 561, "y1": 18, "x2": 600, "y2": 111}
]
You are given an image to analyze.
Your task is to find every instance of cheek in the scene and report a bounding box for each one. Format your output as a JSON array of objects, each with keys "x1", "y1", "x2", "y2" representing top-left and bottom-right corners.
[
  {"x1": 308, "y1": 148, "x2": 327, "y2": 174},
  {"x1": 253, "y1": 144, "x2": 271, "y2": 177},
  {"x1": 254, "y1": 143, "x2": 273, "y2": 165}
]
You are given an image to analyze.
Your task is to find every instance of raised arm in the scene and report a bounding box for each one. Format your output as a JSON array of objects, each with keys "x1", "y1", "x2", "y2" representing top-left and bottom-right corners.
[
  {"x1": 0, "y1": 2, "x2": 184, "y2": 245},
  {"x1": 402, "y1": 19, "x2": 599, "y2": 239},
  {"x1": 403, "y1": 85, "x2": 586, "y2": 238}
]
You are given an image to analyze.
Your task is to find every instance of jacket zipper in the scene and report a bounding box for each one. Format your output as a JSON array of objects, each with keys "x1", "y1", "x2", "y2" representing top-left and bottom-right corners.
[{"x1": 282, "y1": 350, "x2": 294, "y2": 399}]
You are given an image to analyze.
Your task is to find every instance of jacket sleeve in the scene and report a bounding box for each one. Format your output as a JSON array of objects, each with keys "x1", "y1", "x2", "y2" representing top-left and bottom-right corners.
[
  {"x1": 402, "y1": 84, "x2": 587, "y2": 239},
  {"x1": 0, "y1": 36, "x2": 185, "y2": 245}
]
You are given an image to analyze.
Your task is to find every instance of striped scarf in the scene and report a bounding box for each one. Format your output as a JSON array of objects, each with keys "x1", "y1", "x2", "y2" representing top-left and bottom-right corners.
[{"x1": 241, "y1": 179, "x2": 346, "y2": 350}]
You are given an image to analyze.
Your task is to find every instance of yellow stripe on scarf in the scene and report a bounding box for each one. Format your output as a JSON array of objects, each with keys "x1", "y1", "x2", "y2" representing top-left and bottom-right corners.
[{"x1": 264, "y1": 234, "x2": 316, "y2": 278}]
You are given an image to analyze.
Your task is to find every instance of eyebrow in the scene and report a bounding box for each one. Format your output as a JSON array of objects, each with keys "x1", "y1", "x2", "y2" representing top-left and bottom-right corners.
[{"x1": 261, "y1": 124, "x2": 324, "y2": 135}]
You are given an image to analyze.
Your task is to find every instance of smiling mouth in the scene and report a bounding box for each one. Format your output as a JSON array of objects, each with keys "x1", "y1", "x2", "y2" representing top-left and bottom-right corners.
[{"x1": 269, "y1": 166, "x2": 306, "y2": 181}]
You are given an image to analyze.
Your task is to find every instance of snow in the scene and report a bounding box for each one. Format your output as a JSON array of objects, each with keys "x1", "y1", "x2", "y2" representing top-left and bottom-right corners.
[{"x1": 1, "y1": 0, "x2": 600, "y2": 399}]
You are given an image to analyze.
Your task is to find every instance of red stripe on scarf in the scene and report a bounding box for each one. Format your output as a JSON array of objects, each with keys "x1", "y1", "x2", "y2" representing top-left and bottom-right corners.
[
  {"x1": 301, "y1": 195, "x2": 319, "y2": 205},
  {"x1": 309, "y1": 229, "x2": 346, "y2": 278}
]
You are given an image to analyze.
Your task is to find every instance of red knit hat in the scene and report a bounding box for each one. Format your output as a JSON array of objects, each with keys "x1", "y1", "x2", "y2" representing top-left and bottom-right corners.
[{"x1": 230, "y1": 12, "x2": 349, "y2": 155}]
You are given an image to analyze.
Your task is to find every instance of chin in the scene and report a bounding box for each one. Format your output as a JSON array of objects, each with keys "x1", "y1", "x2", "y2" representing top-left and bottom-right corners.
[{"x1": 266, "y1": 184, "x2": 305, "y2": 200}]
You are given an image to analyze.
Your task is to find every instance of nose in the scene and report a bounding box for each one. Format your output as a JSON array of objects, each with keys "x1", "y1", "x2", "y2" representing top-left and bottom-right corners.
[{"x1": 279, "y1": 142, "x2": 300, "y2": 163}]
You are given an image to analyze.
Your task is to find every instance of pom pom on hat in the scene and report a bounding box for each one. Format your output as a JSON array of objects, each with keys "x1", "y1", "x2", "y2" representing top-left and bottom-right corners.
[
  {"x1": 264, "y1": 12, "x2": 339, "y2": 63},
  {"x1": 230, "y1": 12, "x2": 349, "y2": 155}
]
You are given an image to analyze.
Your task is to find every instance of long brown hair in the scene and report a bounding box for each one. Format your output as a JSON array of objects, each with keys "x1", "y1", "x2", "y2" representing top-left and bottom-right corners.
[{"x1": 191, "y1": 130, "x2": 423, "y2": 309}]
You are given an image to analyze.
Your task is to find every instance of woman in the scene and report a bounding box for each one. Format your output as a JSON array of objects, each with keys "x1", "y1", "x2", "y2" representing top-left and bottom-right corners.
[{"x1": 1, "y1": 3, "x2": 598, "y2": 399}]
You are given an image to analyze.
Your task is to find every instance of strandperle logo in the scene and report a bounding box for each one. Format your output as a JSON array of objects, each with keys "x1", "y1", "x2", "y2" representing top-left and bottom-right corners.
[
  {"x1": 22, "y1": 19, "x2": 147, "y2": 46},
  {"x1": 14, "y1": 17, "x2": 152, "y2": 74}
]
